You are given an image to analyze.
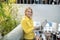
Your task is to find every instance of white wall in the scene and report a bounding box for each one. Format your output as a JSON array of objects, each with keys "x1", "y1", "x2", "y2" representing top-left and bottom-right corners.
[
  {"x1": 32, "y1": 5, "x2": 60, "y2": 23},
  {"x1": 17, "y1": 4, "x2": 60, "y2": 23}
]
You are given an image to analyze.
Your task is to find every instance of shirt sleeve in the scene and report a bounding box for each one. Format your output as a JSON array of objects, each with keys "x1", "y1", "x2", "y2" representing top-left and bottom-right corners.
[{"x1": 21, "y1": 19, "x2": 34, "y2": 34}]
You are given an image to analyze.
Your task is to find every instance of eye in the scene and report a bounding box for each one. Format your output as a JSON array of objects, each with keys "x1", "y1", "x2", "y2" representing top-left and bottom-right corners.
[{"x1": 27, "y1": 11, "x2": 32, "y2": 13}]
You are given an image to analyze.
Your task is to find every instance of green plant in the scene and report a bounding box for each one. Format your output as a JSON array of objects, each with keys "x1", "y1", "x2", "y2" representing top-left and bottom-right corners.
[{"x1": 0, "y1": 1, "x2": 19, "y2": 36}]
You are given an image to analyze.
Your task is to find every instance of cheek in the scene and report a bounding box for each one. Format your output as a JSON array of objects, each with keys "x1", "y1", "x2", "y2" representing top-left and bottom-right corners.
[
  {"x1": 25, "y1": 12, "x2": 32, "y2": 16},
  {"x1": 29, "y1": 13, "x2": 32, "y2": 16},
  {"x1": 25, "y1": 12, "x2": 28, "y2": 15}
]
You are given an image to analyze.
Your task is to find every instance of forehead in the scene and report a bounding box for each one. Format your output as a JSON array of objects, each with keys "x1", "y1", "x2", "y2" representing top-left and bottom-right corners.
[
  {"x1": 27, "y1": 9, "x2": 32, "y2": 11},
  {"x1": 26, "y1": 8, "x2": 32, "y2": 11}
]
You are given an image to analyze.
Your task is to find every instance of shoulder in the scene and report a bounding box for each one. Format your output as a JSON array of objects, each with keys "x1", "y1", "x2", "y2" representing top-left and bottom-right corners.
[{"x1": 21, "y1": 17, "x2": 26, "y2": 23}]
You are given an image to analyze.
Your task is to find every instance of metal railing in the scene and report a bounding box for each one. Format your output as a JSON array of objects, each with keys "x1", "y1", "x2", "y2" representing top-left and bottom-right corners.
[{"x1": 17, "y1": 0, "x2": 60, "y2": 4}]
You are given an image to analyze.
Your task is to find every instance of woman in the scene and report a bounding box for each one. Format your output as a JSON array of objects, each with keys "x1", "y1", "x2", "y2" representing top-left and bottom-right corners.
[{"x1": 21, "y1": 7, "x2": 40, "y2": 40}]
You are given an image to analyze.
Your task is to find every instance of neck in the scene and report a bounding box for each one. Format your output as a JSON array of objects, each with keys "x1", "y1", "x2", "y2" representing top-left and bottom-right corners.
[{"x1": 26, "y1": 15, "x2": 32, "y2": 19}]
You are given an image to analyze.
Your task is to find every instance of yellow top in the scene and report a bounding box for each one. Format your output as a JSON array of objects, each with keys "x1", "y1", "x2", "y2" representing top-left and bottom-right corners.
[{"x1": 21, "y1": 16, "x2": 35, "y2": 39}]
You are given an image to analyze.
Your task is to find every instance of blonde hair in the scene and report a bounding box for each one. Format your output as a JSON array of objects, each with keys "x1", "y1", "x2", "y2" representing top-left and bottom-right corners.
[{"x1": 25, "y1": 7, "x2": 33, "y2": 15}]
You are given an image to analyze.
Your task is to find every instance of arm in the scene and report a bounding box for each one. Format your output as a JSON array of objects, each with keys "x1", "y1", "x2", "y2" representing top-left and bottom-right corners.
[{"x1": 21, "y1": 20, "x2": 34, "y2": 34}]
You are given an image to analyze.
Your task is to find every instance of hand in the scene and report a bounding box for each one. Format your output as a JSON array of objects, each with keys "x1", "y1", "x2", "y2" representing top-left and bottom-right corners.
[
  {"x1": 35, "y1": 36, "x2": 40, "y2": 40},
  {"x1": 34, "y1": 26, "x2": 40, "y2": 30}
]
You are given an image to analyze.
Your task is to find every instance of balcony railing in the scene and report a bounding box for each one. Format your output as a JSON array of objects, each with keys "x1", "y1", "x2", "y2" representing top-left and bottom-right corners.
[{"x1": 17, "y1": 0, "x2": 60, "y2": 4}]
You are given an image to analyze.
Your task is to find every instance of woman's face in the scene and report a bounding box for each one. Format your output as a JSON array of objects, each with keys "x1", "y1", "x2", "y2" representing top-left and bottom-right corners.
[{"x1": 25, "y1": 8, "x2": 33, "y2": 18}]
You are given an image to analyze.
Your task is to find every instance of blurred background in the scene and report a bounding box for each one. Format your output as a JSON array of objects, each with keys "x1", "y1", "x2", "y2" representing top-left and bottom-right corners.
[
  {"x1": 0, "y1": 0, "x2": 60, "y2": 4},
  {"x1": 0, "y1": 0, "x2": 60, "y2": 40}
]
